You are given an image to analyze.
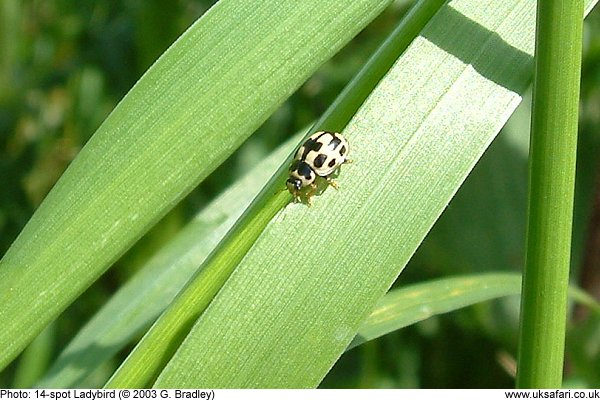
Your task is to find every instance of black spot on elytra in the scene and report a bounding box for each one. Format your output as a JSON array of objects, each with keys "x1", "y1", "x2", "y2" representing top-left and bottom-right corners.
[
  {"x1": 340, "y1": 145, "x2": 346, "y2": 155},
  {"x1": 314, "y1": 154, "x2": 327, "y2": 168},
  {"x1": 328, "y1": 159, "x2": 336, "y2": 168},
  {"x1": 301, "y1": 139, "x2": 323, "y2": 160},
  {"x1": 329, "y1": 136, "x2": 342, "y2": 150},
  {"x1": 297, "y1": 161, "x2": 314, "y2": 179}
]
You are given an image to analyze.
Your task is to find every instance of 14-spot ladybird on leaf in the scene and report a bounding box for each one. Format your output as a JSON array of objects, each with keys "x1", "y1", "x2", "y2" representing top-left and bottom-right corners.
[{"x1": 286, "y1": 131, "x2": 351, "y2": 205}]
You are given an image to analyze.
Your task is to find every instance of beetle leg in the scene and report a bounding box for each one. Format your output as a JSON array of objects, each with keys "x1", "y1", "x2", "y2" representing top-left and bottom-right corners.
[
  {"x1": 326, "y1": 176, "x2": 339, "y2": 190},
  {"x1": 306, "y1": 183, "x2": 317, "y2": 206}
]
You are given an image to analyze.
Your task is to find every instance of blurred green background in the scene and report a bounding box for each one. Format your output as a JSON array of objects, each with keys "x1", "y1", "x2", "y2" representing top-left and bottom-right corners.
[{"x1": 1, "y1": 0, "x2": 600, "y2": 388}]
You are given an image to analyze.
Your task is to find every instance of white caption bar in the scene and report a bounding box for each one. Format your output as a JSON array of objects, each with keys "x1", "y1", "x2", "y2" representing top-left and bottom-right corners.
[{"x1": 0, "y1": 389, "x2": 599, "y2": 400}]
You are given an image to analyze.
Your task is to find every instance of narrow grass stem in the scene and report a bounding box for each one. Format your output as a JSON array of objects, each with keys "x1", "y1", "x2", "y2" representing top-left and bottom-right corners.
[{"x1": 516, "y1": 0, "x2": 583, "y2": 388}]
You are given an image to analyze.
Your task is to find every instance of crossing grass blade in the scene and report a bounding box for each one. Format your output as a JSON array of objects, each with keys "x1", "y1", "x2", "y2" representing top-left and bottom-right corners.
[
  {"x1": 349, "y1": 274, "x2": 600, "y2": 351},
  {"x1": 348, "y1": 274, "x2": 522, "y2": 351}
]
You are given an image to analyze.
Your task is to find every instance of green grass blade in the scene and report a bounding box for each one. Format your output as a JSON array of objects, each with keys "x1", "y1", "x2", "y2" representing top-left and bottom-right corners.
[
  {"x1": 348, "y1": 275, "x2": 600, "y2": 353},
  {"x1": 516, "y1": 0, "x2": 584, "y2": 388},
  {"x1": 0, "y1": 0, "x2": 394, "y2": 370},
  {"x1": 348, "y1": 274, "x2": 522, "y2": 351},
  {"x1": 36, "y1": 136, "x2": 300, "y2": 388},
  {"x1": 154, "y1": 0, "x2": 598, "y2": 388}
]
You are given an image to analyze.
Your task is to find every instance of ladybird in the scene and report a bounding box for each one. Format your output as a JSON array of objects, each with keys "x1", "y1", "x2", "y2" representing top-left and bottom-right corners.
[{"x1": 286, "y1": 131, "x2": 351, "y2": 205}]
